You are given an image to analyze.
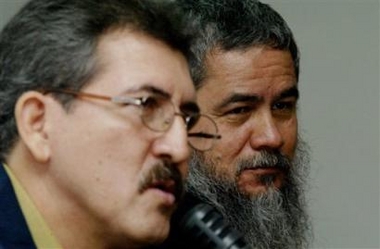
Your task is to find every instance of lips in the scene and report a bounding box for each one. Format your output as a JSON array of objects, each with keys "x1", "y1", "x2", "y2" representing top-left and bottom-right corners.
[
  {"x1": 239, "y1": 166, "x2": 288, "y2": 182},
  {"x1": 236, "y1": 151, "x2": 291, "y2": 194},
  {"x1": 237, "y1": 150, "x2": 291, "y2": 174},
  {"x1": 139, "y1": 160, "x2": 183, "y2": 204},
  {"x1": 150, "y1": 179, "x2": 177, "y2": 197},
  {"x1": 237, "y1": 167, "x2": 287, "y2": 195}
]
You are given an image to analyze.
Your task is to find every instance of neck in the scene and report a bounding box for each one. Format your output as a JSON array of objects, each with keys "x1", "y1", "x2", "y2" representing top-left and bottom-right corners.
[{"x1": 6, "y1": 143, "x2": 141, "y2": 249}]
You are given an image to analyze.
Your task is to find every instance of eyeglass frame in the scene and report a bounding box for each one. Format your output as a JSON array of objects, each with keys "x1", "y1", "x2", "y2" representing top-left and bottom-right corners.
[{"x1": 41, "y1": 88, "x2": 221, "y2": 151}]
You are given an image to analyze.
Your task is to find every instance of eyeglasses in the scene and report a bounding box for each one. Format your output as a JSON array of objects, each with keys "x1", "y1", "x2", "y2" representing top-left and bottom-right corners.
[{"x1": 43, "y1": 88, "x2": 221, "y2": 151}]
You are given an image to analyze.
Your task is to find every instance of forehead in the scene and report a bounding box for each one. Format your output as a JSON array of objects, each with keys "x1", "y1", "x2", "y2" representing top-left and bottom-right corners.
[
  {"x1": 86, "y1": 29, "x2": 195, "y2": 101},
  {"x1": 207, "y1": 46, "x2": 295, "y2": 84},
  {"x1": 198, "y1": 46, "x2": 296, "y2": 101}
]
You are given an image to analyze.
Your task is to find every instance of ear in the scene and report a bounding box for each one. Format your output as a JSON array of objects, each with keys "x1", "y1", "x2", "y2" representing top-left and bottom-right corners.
[{"x1": 15, "y1": 91, "x2": 51, "y2": 163}]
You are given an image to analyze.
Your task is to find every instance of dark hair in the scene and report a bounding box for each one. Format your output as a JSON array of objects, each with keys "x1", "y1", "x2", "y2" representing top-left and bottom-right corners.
[
  {"x1": 178, "y1": 0, "x2": 299, "y2": 88},
  {"x1": 0, "y1": 0, "x2": 193, "y2": 161}
]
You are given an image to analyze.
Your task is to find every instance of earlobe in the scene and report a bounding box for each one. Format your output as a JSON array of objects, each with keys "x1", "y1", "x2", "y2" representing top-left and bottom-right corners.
[{"x1": 15, "y1": 91, "x2": 51, "y2": 163}]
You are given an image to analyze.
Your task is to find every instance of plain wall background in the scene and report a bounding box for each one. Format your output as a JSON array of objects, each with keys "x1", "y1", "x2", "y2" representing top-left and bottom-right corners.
[
  {"x1": 262, "y1": 1, "x2": 380, "y2": 248},
  {"x1": 1, "y1": 0, "x2": 379, "y2": 248}
]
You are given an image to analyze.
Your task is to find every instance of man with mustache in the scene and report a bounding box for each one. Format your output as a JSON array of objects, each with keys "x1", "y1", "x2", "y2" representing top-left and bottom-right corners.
[
  {"x1": 153, "y1": 0, "x2": 313, "y2": 248},
  {"x1": 0, "y1": 0, "x2": 220, "y2": 248}
]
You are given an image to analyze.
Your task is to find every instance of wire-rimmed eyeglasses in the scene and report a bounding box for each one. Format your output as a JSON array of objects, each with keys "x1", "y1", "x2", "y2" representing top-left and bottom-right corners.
[{"x1": 43, "y1": 88, "x2": 221, "y2": 151}]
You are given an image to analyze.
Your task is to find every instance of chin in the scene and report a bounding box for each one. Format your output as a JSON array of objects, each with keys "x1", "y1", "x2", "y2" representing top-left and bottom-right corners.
[
  {"x1": 138, "y1": 227, "x2": 169, "y2": 247},
  {"x1": 114, "y1": 211, "x2": 171, "y2": 247},
  {"x1": 120, "y1": 227, "x2": 168, "y2": 248},
  {"x1": 140, "y1": 217, "x2": 171, "y2": 245}
]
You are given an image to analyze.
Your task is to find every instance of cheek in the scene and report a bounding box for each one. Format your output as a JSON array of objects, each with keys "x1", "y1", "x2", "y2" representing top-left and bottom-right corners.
[
  {"x1": 50, "y1": 112, "x2": 153, "y2": 186},
  {"x1": 92, "y1": 128, "x2": 153, "y2": 181},
  {"x1": 83, "y1": 120, "x2": 156, "y2": 185},
  {"x1": 50, "y1": 127, "x2": 152, "y2": 217},
  {"x1": 217, "y1": 119, "x2": 256, "y2": 153},
  {"x1": 279, "y1": 118, "x2": 298, "y2": 158},
  {"x1": 78, "y1": 108, "x2": 153, "y2": 157},
  {"x1": 46, "y1": 104, "x2": 161, "y2": 223},
  {"x1": 202, "y1": 125, "x2": 250, "y2": 177}
]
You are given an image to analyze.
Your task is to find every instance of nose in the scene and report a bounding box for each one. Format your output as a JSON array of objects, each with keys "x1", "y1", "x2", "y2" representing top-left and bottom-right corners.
[
  {"x1": 249, "y1": 112, "x2": 284, "y2": 151},
  {"x1": 152, "y1": 115, "x2": 190, "y2": 165}
]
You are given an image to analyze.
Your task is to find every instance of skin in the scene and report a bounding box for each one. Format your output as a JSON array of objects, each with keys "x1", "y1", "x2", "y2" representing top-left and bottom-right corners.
[
  {"x1": 196, "y1": 45, "x2": 298, "y2": 196},
  {"x1": 8, "y1": 29, "x2": 196, "y2": 248}
]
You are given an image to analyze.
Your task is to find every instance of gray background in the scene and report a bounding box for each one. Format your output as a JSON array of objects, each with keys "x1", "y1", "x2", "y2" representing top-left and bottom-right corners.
[{"x1": 1, "y1": 0, "x2": 379, "y2": 248}]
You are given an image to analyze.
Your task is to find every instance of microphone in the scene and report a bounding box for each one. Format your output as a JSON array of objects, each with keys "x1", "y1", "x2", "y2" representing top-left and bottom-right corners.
[{"x1": 176, "y1": 200, "x2": 253, "y2": 249}]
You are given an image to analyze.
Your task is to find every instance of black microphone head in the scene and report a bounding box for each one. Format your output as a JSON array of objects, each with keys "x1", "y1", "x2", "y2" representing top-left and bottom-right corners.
[{"x1": 179, "y1": 202, "x2": 253, "y2": 249}]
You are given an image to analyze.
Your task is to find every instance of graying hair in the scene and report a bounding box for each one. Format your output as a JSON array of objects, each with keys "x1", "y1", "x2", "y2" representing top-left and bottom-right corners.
[
  {"x1": 0, "y1": 0, "x2": 194, "y2": 161},
  {"x1": 178, "y1": 0, "x2": 299, "y2": 87},
  {"x1": 187, "y1": 138, "x2": 313, "y2": 249}
]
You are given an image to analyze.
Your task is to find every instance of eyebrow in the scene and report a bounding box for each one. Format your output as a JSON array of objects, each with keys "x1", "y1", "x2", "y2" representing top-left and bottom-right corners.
[
  {"x1": 136, "y1": 85, "x2": 171, "y2": 99},
  {"x1": 135, "y1": 84, "x2": 199, "y2": 114},
  {"x1": 215, "y1": 85, "x2": 300, "y2": 110},
  {"x1": 216, "y1": 94, "x2": 261, "y2": 110},
  {"x1": 276, "y1": 86, "x2": 299, "y2": 100}
]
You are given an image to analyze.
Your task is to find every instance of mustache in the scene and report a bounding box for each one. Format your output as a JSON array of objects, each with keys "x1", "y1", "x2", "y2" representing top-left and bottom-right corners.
[
  {"x1": 236, "y1": 150, "x2": 291, "y2": 175},
  {"x1": 138, "y1": 159, "x2": 184, "y2": 201}
]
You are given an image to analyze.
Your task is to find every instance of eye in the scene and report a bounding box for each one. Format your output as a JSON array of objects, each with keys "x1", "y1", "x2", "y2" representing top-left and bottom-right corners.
[
  {"x1": 221, "y1": 105, "x2": 254, "y2": 124},
  {"x1": 141, "y1": 96, "x2": 157, "y2": 106},
  {"x1": 225, "y1": 106, "x2": 253, "y2": 115},
  {"x1": 184, "y1": 114, "x2": 200, "y2": 130},
  {"x1": 272, "y1": 100, "x2": 297, "y2": 113},
  {"x1": 140, "y1": 96, "x2": 162, "y2": 110}
]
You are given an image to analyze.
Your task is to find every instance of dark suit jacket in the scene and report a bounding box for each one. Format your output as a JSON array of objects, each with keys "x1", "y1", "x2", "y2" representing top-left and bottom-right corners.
[{"x1": 0, "y1": 163, "x2": 36, "y2": 249}]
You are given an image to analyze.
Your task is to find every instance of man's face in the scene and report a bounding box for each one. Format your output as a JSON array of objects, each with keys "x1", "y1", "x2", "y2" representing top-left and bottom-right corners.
[
  {"x1": 44, "y1": 30, "x2": 196, "y2": 246},
  {"x1": 188, "y1": 46, "x2": 310, "y2": 248},
  {"x1": 196, "y1": 46, "x2": 298, "y2": 196}
]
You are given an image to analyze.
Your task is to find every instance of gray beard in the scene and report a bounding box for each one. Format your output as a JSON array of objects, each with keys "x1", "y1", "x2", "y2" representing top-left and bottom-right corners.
[{"x1": 186, "y1": 138, "x2": 312, "y2": 249}]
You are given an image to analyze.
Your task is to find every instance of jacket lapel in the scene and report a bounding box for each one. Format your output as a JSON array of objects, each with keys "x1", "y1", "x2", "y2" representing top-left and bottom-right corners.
[{"x1": 0, "y1": 163, "x2": 36, "y2": 249}]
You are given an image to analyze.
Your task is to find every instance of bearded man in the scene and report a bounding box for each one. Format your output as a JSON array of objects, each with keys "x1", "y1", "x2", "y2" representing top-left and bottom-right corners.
[{"x1": 151, "y1": 0, "x2": 313, "y2": 248}]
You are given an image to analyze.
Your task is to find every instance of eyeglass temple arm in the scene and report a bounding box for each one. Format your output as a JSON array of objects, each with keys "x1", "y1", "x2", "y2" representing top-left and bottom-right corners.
[
  {"x1": 42, "y1": 89, "x2": 112, "y2": 101},
  {"x1": 188, "y1": 133, "x2": 222, "y2": 139},
  {"x1": 43, "y1": 88, "x2": 142, "y2": 106}
]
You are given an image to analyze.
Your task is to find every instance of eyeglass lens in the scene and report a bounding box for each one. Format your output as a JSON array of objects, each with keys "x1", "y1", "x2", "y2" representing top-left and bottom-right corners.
[
  {"x1": 139, "y1": 96, "x2": 218, "y2": 151},
  {"x1": 187, "y1": 114, "x2": 218, "y2": 151},
  {"x1": 140, "y1": 96, "x2": 173, "y2": 132}
]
